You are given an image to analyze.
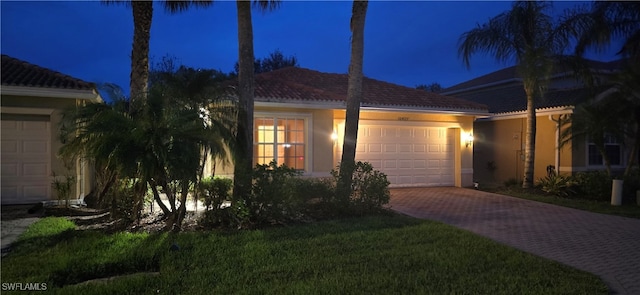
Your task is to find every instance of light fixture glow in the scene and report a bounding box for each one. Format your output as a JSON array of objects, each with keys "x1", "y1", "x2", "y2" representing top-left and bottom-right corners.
[
  {"x1": 331, "y1": 131, "x2": 338, "y2": 141},
  {"x1": 464, "y1": 133, "x2": 474, "y2": 147}
]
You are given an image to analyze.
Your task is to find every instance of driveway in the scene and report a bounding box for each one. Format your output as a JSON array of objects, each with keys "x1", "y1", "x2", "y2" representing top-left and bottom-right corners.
[{"x1": 389, "y1": 187, "x2": 640, "y2": 295}]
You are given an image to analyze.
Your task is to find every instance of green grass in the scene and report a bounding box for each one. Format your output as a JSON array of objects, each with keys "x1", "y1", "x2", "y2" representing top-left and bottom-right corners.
[
  {"x1": 484, "y1": 186, "x2": 640, "y2": 219},
  {"x1": 1, "y1": 216, "x2": 607, "y2": 294}
]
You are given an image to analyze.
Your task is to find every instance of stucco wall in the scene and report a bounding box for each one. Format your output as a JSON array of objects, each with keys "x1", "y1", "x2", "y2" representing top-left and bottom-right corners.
[{"x1": 473, "y1": 114, "x2": 574, "y2": 186}]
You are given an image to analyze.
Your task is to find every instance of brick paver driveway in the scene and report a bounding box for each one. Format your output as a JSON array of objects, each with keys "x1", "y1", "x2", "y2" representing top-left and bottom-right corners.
[{"x1": 389, "y1": 187, "x2": 640, "y2": 295}]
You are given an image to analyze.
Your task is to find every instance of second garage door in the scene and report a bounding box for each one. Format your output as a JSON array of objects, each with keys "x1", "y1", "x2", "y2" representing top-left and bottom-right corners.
[
  {"x1": 355, "y1": 122, "x2": 454, "y2": 187},
  {"x1": 1, "y1": 119, "x2": 52, "y2": 204}
]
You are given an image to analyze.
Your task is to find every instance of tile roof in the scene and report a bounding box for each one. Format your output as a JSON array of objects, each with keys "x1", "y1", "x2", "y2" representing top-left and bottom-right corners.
[
  {"x1": 242, "y1": 67, "x2": 488, "y2": 112},
  {"x1": 451, "y1": 85, "x2": 604, "y2": 114},
  {"x1": 442, "y1": 59, "x2": 623, "y2": 94},
  {"x1": 1, "y1": 54, "x2": 96, "y2": 91}
]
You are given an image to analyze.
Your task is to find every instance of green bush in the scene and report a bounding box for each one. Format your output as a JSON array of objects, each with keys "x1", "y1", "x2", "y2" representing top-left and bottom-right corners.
[
  {"x1": 198, "y1": 177, "x2": 232, "y2": 210},
  {"x1": 248, "y1": 161, "x2": 302, "y2": 223},
  {"x1": 572, "y1": 171, "x2": 612, "y2": 201},
  {"x1": 331, "y1": 161, "x2": 390, "y2": 214},
  {"x1": 536, "y1": 174, "x2": 576, "y2": 198}
]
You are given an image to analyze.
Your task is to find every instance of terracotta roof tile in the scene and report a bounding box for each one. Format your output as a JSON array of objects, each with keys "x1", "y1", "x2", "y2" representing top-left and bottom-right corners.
[
  {"x1": 1, "y1": 54, "x2": 95, "y2": 91},
  {"x1": 246, "y1": 67, "x2": 487, "y2": 111}
]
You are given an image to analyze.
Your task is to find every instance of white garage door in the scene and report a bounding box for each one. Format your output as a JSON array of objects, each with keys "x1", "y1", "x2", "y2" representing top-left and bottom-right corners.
[
  {"x1": 355, "y1": 122, "x2": 454, "y2": 187},
  {"x1": 1, "y1": 119, "x2": 51, "y2": 204}
]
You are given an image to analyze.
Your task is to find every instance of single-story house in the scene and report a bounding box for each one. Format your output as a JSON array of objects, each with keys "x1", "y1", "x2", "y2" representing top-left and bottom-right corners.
[
  {"x1": 440, "y1": 59, "x2": 631, "y2": 186},
  {"x1": 211, "y1": 67, "x2": 489, "y2": 188},
  {"x1": 1, "y1": 54, "x2": 102, "y2": 205}
]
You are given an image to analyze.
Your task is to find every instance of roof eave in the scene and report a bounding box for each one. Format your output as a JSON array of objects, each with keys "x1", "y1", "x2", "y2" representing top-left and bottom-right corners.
[
  {"x1": 478, "y1": 106, "x2": 575, "y2": 121},
  {"x1": 1, "y1": 85, "x2": 102, "y2": 102},
  {"x1": 255, "y1": 98, "x2": 489, "y2": 116}
]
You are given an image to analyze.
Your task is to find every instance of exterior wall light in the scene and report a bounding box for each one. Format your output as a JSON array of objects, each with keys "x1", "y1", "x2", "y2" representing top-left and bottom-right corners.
[
  {"x1": 331, "y1": 130, "x2": 338, "y2": 141},
  {"x1": 464, "y1": 133, "x2": 474, "y2": 147}
]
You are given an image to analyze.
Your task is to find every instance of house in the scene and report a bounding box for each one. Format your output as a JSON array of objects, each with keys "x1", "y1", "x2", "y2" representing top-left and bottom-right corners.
[
  {"x1": 1, "y1": 54, "x2": 102, "y2": 205},
  {"x1": 211, "y1": 67, "x2": 489, "y2": 188},
  {"x1": 440, "y1": 59, "x2": 629, "y2": 186}
]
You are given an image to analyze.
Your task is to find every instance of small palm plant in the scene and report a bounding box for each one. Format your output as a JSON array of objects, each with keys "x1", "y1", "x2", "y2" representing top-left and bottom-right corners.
[{"x1": 51, "y1": 172, "x2": 75, "y2": 208}]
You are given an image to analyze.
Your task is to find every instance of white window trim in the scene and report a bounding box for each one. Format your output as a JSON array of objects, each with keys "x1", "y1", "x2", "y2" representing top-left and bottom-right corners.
[
  {"x1": 584, "y1": 137, "x2": 625, "y2": 169},
  {"x1": 254, "y1": 112, "x2": 313, "y2": 175}
]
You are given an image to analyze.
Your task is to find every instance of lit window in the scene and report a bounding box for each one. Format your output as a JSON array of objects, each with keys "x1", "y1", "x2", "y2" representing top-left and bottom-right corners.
[
  {"x1": 254, "y1": 117, "x2": 306, "y2": 170},
  {"x1": 588, "y1": 134, "x2": 621, "y2": 166}
]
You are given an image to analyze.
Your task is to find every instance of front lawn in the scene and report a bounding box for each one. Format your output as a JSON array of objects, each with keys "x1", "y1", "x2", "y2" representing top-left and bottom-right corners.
[
  {"x1": 484, "y1": 186, "x2": 640, "y2": 219},
  {"x1": 1, "y1": 215, "x2": 607, "y2": 294}
]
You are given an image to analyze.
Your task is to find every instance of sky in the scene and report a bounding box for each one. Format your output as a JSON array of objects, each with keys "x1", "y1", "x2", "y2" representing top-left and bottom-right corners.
[{"x1": 1, "y1": 1, "x2": 622, "y2": 97}]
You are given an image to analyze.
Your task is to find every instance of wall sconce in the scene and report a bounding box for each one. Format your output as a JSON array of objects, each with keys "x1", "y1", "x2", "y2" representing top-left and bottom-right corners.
[
  {"x1": 464, "y1": 133, "x2": 474, "y2": 147},
  {"x1": 331, "y1": 130, "x2": 338, "y2": 141}
]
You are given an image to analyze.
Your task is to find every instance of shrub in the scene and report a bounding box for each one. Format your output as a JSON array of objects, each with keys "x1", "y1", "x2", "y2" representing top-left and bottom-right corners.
[
  {"x1": 331, "y1": 161, "x2": 390, "y2": 214},
  {"x1": 572, "y1": 171, "x2": 612, "y2": 201},
  {"x1": 198, "y1": 177, "x2": 232, "y2": 210},
  {"x1": 504, "y1": 178, "x2": 520, "y2": 187},
  {"x1": 537, "y1": 174, "x2": 576, "y2": 198},
  {"x1": 248, "y1": 161, "x2": 302, "y2": 224}
]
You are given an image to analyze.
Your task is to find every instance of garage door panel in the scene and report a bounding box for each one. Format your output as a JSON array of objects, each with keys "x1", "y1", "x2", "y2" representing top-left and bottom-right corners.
[
  {"x1": 23, "y1": 163, "x2": 49, "y2": 177},
  {"x1": 398, "y1": 160, "x2": 413, "y2": 169},
  {"x1": 398, "y1": 144, "x2": 411, "y2": 153},
  {"x1": 2, "y1": 163, "x2": 19, "y2": 177},
  {"x1": 384, "y1": 144, "x2": 396, "y2": 153},
  {"x1": 383, "y1": 160, "x2": 396, "y2": 169},
  {"x1": 23, "y1": 141, "x2": 49, "y2": 153}
]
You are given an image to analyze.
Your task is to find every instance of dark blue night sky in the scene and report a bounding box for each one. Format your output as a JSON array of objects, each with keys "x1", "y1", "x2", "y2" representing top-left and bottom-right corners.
[{"x1": 1, "y1": 1, "x2": 620, "y2": 95}]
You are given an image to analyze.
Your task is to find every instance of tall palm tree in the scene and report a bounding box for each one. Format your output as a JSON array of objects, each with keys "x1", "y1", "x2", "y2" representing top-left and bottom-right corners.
[
  {"x1": 103, "y1": 1, "x2": 213, "y2": 108},
  {"x1": 458, "y1": 1, "x2": 583, "y2": 188},
  {"x1": 232, "y1": 0, "x2": 280, "y2": 200},
  {"x1": 337, "y1": 0, "x2": 368, "y2": 200},
  {"x1": 573, "y1": 2, "x2": 640, "y2": 176}
]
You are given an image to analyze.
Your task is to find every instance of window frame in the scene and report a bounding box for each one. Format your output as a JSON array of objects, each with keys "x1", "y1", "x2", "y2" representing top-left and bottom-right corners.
[
  {"x1": 254, "y1": 112, "x2": 312, "y2": 173},
  {"x1": 585, "y1": 133, "x2": 624, "y2": 168}
]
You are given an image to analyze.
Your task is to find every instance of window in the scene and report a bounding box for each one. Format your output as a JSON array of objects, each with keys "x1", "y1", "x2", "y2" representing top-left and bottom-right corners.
[
  {"x1": 254, "y1": 117, "x2": 306, "y2": 170},
  {"x1": 588, "y1": 134, "x2": 622, "y2": 166}
]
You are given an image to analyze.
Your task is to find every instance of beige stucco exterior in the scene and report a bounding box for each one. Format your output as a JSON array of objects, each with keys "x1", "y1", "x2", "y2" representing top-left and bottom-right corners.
[
  {"x1": 471, "y1": 107, "x2": 628, "y2": 186},
  {"x1": 1, "y1": 92, "x2": 100, "y2": 204},
  {"x1": 210, "y1": 105, "x2": 478, "y2": 188}
]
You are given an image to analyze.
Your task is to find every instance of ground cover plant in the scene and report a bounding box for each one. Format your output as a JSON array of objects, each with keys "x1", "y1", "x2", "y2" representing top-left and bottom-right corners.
[
  {"x1": 484, "y1": 185, "x2": 640, "y2": 219},
  {"x1": 1, "y1": 216, "x2": 607, "y2": 295}
]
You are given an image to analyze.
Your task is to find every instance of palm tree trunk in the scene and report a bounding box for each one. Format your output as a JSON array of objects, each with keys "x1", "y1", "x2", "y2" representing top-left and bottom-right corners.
[
  {"x1": 337, "y1": 0, "x2": 368, "y2": 201},
  {"x1": 522, "y1": 90, "x2": 536, "y2": 188},
  {"x1": 130, "y1": 1, "x2": 152, "y2": 107},
  {"x1": 149, "y1": 180, "x2": 171, "y2": 215},
  {"x1": 232, "y1": 0, "x2": 255, "y2": 201}
]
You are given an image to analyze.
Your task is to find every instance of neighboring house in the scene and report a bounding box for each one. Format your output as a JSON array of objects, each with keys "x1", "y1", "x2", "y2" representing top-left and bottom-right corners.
[
  {"x1": 211, "y1": 67, "x2": 488, "y2": 188},
  {"x1": 440, "y1": 59, "x2": 627, "y2": 186},
  {"x1": 1, "y1": 54, "x2": 102, "y2": 205}
]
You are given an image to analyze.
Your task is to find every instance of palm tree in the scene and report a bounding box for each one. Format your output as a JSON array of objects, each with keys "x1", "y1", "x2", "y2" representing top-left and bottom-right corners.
[
  {"x1": 103, "y1": 1, "x2": 213, "y2": 108},
  {"x1": 575, "y1": 2, "x2": 640, "y2": 63},
  {"x1": 337, "y1": 0, "x2": 368, "y2": 201},
  {"x1": 59, "y1": 66, "x2": 234, "y2": 231},
  {"x1": 573, "y1": 2, "x2": 640, "y2": 177},
  {"x1": 232, "y1": 0, "x2": 280, "y2": 200},
  {"x1": 458, "y1": 1, "x2": 583, "y2": 188}
]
